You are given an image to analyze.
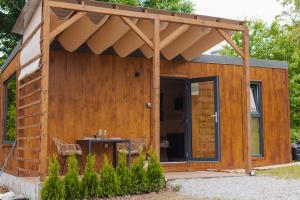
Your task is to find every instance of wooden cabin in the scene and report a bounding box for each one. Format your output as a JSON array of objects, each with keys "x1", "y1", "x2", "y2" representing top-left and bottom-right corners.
[{"x1": 0, "y1": 0, "x2": 291, "y2": 180}]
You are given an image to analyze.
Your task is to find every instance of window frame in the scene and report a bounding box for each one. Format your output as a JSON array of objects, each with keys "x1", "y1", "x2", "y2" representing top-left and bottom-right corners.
[
  {"x1": 2, "y1": 73, "x2": 17, "y2": 144},
  {"x1": 250, "y1": 81, "x2": 264, "y2": 157}
]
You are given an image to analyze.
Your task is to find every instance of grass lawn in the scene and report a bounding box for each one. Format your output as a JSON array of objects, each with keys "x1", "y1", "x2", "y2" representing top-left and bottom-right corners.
[{"x1": 256, "y1": 165, "x2": 300, "y2": 179}]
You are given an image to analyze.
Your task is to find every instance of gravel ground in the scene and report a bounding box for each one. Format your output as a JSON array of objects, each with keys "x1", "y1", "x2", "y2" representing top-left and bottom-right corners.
[{"x1": 170, "y1": 176, "x2": 300, "y2": 200}]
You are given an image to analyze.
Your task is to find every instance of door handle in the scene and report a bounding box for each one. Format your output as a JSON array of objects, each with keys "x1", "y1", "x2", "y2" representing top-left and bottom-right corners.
[{"x1": 210, "y1": 112, "x2": 218, "y2": 123}]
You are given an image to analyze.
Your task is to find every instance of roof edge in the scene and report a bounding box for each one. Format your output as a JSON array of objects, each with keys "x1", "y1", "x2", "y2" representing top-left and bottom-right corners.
[
  {"x1": 0, "y1": 41, "x2": 21, "y2": 73},
  {"x1": 192, "y1": 54, "x2": 288, "y2": 69}
]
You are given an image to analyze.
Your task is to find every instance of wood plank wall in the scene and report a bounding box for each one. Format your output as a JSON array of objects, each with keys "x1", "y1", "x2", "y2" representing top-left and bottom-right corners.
[
  {"x1": 0, "y1": 50, "x2": 291, "y2": 175},
  {"x1": 48, "y1": 51, "x2": 151, "y2": 169}
]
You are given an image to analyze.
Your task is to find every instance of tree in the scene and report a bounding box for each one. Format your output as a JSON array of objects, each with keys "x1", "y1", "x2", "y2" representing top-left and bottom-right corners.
[
  {"x1": 142, "y1": 0, "x2": 194, "y2": 13},
  {"x1": 98, "y1": 0, "x2": 194, "y2": 13},
  {"x1": 0, "y1": 0, "x2": 25, "y2": 65},
  {"x1": 40, "y1": 156, "x2": 65, "y2": 200},
  {"x1": 63, "y1": 155, "x2": 81, "y2": 200}
]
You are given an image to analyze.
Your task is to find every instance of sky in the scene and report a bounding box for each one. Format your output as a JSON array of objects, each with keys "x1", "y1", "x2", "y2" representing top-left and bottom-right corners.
[
  {"x1": 193, "y1": 0, "x2": 284, "y2": 24},
  {"x1": 192, "y1": 0, "x2": 285, "y2": 53}
]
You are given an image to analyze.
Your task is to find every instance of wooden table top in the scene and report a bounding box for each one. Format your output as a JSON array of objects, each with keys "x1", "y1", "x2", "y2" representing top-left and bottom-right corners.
[{"x1": 77, "y1": 137, "x2": 130, "y2": 143}]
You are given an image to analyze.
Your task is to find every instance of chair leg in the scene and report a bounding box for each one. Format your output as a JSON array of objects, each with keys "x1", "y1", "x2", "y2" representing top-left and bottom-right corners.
[{"x1": 61, "y1": 156, "x2": 67, "y2": 175}]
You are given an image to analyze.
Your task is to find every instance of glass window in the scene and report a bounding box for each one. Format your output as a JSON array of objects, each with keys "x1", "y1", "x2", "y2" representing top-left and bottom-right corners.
[
  {"x1": 3, "y1": 75, "x2": 16, "y2": 143},
  {"x1": 250, "y1": 82, "x2": 263, "y2": 156}
]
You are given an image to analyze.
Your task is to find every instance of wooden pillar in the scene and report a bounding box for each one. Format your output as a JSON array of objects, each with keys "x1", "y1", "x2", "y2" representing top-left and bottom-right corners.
[
  {"x1": 40, "y1": 0, "x2": 50, "y2": 181},
  {"x1": 151, "y1": 17, "x2": 160, "y2": 156},
  {"x1": 242, "y1": 28, "x2": 252, "y2": 174}
]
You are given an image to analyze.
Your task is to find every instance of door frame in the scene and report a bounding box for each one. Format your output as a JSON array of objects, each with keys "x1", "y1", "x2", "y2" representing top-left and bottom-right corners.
[
  {"x1": 187, "y1": 76, "x2": 221, "y2": 162},
  {"x1": 160, "y1": 76, "x2": 189, "y2": 161},
  {"x1": 160, "y1": 76, "x2": 221, "y2": 163}
]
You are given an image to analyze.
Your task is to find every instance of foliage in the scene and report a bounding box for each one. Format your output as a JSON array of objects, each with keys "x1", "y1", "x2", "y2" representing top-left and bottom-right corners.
[
  {"x1": 130, "y1": 151, "x2": 148, "y2": 194},
  {"x1": 4, "y1": 76, "x2": 16, "y2": 142},
  {"x1": 146, "y1": 149, "x2": 165, "y2": 192},
  {"x1": 291, "y1": 129, "x2": 300, "y2": 143},
  {"x1": 142, "y1": 0, "x2": 194, "y2": 13},
  {"x1": 116, "y1": 153, "x2": 132, "y2": 195},
  {"x1": 0, "y1": 0, "x2": 24, "y2": 65},
  {"x1": 40, "y1": 155, "x2": 65, "y2": 200},
  {"x1": 63, "y1": 155, "x2": 81, "y2": 200},
  {"x1": 97, "y1": 0, "x2": 194, "y2": 13},
  {"x1": 41, "y1": 152, "x2": 165, "y2": 198},
  {"x1": 99, "y1": 0, "x2": 140, "y2": 6},
  {"x1": 98, "y1": 155, "x2": 121, "y2": 197},
  {"x1": 81, "y1": 154, "x2": 98, "y2": 198}
]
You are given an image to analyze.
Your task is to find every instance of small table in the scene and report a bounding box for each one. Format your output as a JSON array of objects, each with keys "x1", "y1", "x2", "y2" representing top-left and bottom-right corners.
[{"x1": 77, "y1": 137, "x2": 131, "y2": 167}]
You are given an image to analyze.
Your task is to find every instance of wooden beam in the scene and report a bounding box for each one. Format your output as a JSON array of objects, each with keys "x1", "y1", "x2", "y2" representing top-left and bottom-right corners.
[
  {"x1": 40, "y1": 1, "x2": 51, "y2": 181},
  {"x1": 47, "y1": 1, "x2": 156, "y2": 19},
  {"x1": 46, "y1": 1, "x2": 247, "y2": 31},
  {"x1": 151, "y1": 17, "x2": 160, "y2": 156},
  {"x1": 242, "y1": 28, "x2": 252, "y2": 174},
  {"x1": 159, "y1": 24, "x2": 190, "y2": 50},
  {"x1": 49, "y1": 11, "x2": 86, "y2": 41},
  {"x1": 159, "y1": 15, "x2": 246, "y2": 31},
  {"x1": 216, "y1": 28, "x2": 244, "y2": 58},
  {"x1": 121, "y1": 17, "x2": 153, "y2": 50}
]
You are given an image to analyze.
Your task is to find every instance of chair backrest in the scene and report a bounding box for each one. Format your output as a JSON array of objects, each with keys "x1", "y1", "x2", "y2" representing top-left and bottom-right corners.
[
  {"x1": 52, "y1": 138, "x2": 65, "y2": 156},
  {"x1": 130, "y1": 137, "x2": 146, "y2": 151}
]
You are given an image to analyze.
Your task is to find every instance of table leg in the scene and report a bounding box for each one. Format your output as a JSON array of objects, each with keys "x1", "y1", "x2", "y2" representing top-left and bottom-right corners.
[
  {"x1": 88, "y1": 141, "x2": 92, "y2": 154},
  {"x1": 113, "y1": 143, "x2": 117, "y2": 168},
  {"x1": 127, "y1": 141, "x2": 131, "y2": 168}
]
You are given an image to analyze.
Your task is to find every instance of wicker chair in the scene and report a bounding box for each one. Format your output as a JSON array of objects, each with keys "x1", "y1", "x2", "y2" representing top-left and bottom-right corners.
[
  {"x1": 53, "y1": 138, "x2": 83, "y2": 174},
  {"x1": 117, "y1": 138, "x2": 146, "y2": 156}
]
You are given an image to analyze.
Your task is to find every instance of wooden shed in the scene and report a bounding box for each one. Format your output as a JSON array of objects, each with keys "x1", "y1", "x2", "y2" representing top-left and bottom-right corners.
[{"x1": 0, "y1": 0, "x2": 291, "y2": 180}]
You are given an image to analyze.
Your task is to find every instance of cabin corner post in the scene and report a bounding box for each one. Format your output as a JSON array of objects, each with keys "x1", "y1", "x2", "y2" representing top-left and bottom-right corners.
[
  {"x1": 40, "y1": 0, "x2": 51, "y2": 181},
  {"x1": 151, "y1": 17, "x2": 160, "y2": 157},
  {"x1": 242, "y1": 27, "x2": 252, "y2": 174}
]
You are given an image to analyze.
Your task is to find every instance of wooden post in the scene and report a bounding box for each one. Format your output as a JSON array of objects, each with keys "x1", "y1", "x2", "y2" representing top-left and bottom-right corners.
[
  {"x1": 242, "y1": 28, "x2": 252, "y2": 174},
  {"x1": 40, "y1": 0, "x2": 50, "y2": 181},
  {"x1": 151, "y1": 17, "x2": 160, "y2": 156}
]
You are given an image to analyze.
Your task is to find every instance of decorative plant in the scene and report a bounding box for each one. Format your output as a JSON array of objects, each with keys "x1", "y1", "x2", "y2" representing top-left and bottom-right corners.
[
  {"x1": 63, "y1": 155, "x2": 81, "y2": 200},
  {"x1": 80, "y1": 154, "x2": 98, "y2": 198},
  {"x1": 98, "y1": 155, "x2": 121, "y2": 198},
  {"x1": 130, "y1": 150, "x2": 148, "y2": 194},
  {"x1": 116, "y1": 153, "x2": 132, "y2": 195},
  {"x1": 40, "y1": 155, "x2": 65, "y2": 200},
  {"x1": 146, "y1": 149, "x2": 165, "y2": 192}
]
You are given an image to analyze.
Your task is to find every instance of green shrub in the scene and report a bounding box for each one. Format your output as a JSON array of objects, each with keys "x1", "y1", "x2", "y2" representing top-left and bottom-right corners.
[
  {"x1": 130, "y1": 151, "x2": 147, "y2": 194},
  {"x1": 64, "y1": 155, "x2": 81, "y2": 200},
  {"x1": 98, "y1": 155, "x2": 120, "y2": 198},
  {"x1": 81, "y1": 154, "x2": 98, "y2": 198},
  {"x1": 291, "y1": 129, "x2": 300, "y2": 143},
  {"x1": 116, "y1": 153, "x2": 132, "y2": 195},
  {"x1": 146, "y1": 149, "x2": 165, "y2": 192},
  {"x1": 41, "y1": 155, "x2": 65, "y2": 200}
]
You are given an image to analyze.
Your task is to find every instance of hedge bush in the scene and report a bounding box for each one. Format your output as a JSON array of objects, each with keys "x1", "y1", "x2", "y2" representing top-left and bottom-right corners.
[
  {"x1": 81, "y1": 154, "x2": 99, "y2": 198},
  {"x1": 146, "y1": 149, "x2": 165, "y2": 192},
  {"x1": 41, "y1": 151, "x2": 165, "y2": 199},
  {"x1": 98, "y1": 155, "x2": 120, "y2": 197},
  {"x1": 130, "y1": 151, "x2": 148, "y2": 194},
  {"x1": 64, "y1": 155, "x2": 81, "y2": 200},
  {"x1": 116, "y1": 153, "x2": 132, "y2": 195},
  {"x1": 40, "y1": 155, "x2": 65, "y2": 200}
]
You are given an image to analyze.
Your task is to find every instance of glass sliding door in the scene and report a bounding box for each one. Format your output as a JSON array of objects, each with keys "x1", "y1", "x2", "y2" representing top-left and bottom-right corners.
[{"x1": 188, "y1": 76, "x2": 220, "y2": 161}]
